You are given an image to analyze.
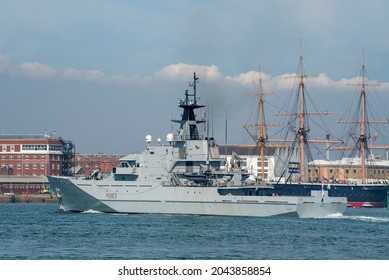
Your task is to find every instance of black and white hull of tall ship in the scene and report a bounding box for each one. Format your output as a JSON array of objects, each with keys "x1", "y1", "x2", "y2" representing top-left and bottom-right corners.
[{"x1": 48, "y1": 73, "x2": 346, "y2": 218}]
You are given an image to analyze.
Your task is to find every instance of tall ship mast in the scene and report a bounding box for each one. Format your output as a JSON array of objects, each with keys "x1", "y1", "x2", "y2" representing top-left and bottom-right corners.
[
  {"x1": 328, "y1": 49, "x2": 389, "y2": 184},
  {"x1": 242, "y1": 67, "x2": 281, "y2": 179},
  {"x1": 269, "y1": 40, "x2": 339, "y2": 183},
  {"x1": 267, "y1": 44, "x2": 389, "y2": 208}
]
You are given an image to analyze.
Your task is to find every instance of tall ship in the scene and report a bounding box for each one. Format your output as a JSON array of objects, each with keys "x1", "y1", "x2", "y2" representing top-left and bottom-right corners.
[
  {"x1": 243, "y1": 42, "x2": 389, "y2": 208},
  {"x1": 48, "y1": 73, "x2": 346, "y2": 217}
]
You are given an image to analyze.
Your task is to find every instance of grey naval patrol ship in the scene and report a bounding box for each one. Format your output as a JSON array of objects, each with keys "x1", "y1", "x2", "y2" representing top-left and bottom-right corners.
[{"x1": 48, "y1": 73, "x2": 346, "y2": 217}]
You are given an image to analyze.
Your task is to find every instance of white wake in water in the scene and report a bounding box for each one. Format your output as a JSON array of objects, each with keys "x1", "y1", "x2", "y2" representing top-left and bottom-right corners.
[
  {"x1": 81, "y1": 209, "x2": 103, "y2": 214},
  {"x1": 325, "y1": 212, "x2": 344, "y2": 218},
  {"x1": 80, "y1": 210, "x2": 129, "y2": 215},
  {"x1": 322, "y1": 213, "x2": 389, "y2": 223},
  {"x1": 342, "y1": 215, "x2": 389, "y2": 223}
]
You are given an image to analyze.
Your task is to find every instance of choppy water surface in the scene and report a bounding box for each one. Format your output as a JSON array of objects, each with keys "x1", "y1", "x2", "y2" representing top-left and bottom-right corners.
[{"x1": 0, "y1": 204, "x2": 388, "y2": 259}]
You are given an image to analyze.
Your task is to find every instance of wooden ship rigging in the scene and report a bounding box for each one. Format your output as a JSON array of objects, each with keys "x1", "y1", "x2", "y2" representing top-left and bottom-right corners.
[
  {"x1": 266, "y1": 40, "x2": 341, "y2": 183},
  {"x1": 327, "y1": 49, "x2": 389, "y2": 184}
]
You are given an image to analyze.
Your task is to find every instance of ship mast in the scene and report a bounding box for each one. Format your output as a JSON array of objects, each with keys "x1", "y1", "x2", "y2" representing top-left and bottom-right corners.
[
  {"x1": 360, "y1": 50, "x2": 368, "y2": 183},
  {"x1": 242, "y1": 66, "x2": 280, "y2": 179},
  {"x1": 329, "y1": 49, "x2": 387, "y2": 184},
  {"x1": 274, "y1": 40, "x2": 318, "y2": 183},
  {"x1": 172, "y1": 72, "x2": 205, "y2": 141},
  {"x1": 297, "y1": 42, "x2": 308, "y2": 182},
  {"x1": 270, "y1": 40, "x2": 340, "y2": 183},
  {"x1": 258, "y1": 71, "x2": 266, "y2": 178}
]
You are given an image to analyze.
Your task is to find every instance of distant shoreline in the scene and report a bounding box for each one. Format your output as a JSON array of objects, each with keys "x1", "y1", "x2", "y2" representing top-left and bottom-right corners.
[{"x1": 0, "y1": 194, "x2": 57, "y2": 203}]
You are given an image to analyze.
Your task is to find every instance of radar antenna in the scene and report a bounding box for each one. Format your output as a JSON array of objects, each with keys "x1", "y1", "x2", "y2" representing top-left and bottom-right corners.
[{"x1": 189, "y1": 72, "x2": 199, "y2": 105}]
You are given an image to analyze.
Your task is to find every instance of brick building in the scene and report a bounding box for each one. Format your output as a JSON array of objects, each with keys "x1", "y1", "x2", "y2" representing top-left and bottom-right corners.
[
  {"x1": 309, "y1": 157, "x2": 389, "y2": 184},
  {"x1": 74, "y1": 154, "x2": 123, "y2": 176},
  {"x1": 0, "y1": 175, "x2": 49, "y2": 195},
  {"x1": 0, "y1": 134, "x2": 75, "y2": 177}
]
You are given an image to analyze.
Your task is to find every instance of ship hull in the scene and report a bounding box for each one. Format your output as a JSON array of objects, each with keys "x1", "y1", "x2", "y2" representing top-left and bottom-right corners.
[
  {"x1": 272, "y1": 183, "x2": 389, "y2": 208},
  {"x1": 346, "y1": 201, "x2": 385, "y2": 208},
  {"x1": 48, "y1": 176, "x2": 346, "y2": 218}
]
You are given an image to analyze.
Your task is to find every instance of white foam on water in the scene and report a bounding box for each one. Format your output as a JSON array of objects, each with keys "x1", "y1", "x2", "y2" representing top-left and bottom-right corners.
[
  {"x1": 325, "y1": 212, "x2": 344, "y2": 218},
  {"x1": 111, "y1": 213, "x2": 130, "y2": 216},
  {"x1": 312, "y1": 212, "x2": 344, "y2": 219},
  {"x1": 320, "y1": 212, "x2": 389, "y2": 223},
  {"x1": 81, "y1": 209, "x2": 103, "y2": 214},
  {"x1": 343, "y1": 215, "x2": 389, "y2": 223}
]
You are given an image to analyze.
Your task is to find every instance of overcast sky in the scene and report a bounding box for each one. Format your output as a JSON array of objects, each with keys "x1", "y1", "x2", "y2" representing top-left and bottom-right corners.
[{"x1": 1, "y1": 0, "x2": 389, "y2": 154}]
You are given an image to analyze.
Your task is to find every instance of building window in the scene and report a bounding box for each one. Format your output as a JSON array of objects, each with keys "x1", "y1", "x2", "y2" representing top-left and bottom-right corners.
[
  {"x1": 33, "y1": 155, "x2": 37, "y2": 160},
  {"x1": 25, "y1": 155, "x2": 29, "y2": 160},
  {"x1": 17, "y1": 163, "x2": 21, "y2": 169},
  {"x1": 40, "y1": 164, "x2": 45, "y2": 170},
  {"x1": 2, "y1": 145, "x2": 6, "y2": 152},
  {"x1": 22, "y1": 144, "x2": 47, "y2": 151},
  {"x1": 1, "y1": 155, "x2": 5, "y2": 160},
  {"x1": 49, "y1": 145, "x2": 62, "y2": 151},
  {"x1": 9, "y1": 155, "x2": 13, "y2": 160},
  {"x1": 17, "y1": 155, "x2": 22, "y2": 159},
  {"x1": 41, "y1": 155, "x2": 46, "y2": 159},
  {"x1": 10, "y1": 145, "x2": 15, "y2": 152},
  {"x1": 25, "y1": 163, "x2": 29, "y2": 169},
  {"x1": 33, "y1": 164, "x2": 37, "y2": 170}
]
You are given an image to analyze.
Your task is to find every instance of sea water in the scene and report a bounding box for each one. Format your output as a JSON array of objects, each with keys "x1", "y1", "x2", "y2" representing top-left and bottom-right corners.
[{"x1": 0, "y1": 203, "x2": 388, "y2": 260}]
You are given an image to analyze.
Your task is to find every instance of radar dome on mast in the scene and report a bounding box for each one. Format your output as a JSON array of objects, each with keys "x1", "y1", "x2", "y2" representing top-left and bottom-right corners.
[
  {"x1": 145, "y1": 135, "x2": 152, "y2": 144},
  {"x1": 166, "y1": 133, "x2": 174, "y2": 142}
]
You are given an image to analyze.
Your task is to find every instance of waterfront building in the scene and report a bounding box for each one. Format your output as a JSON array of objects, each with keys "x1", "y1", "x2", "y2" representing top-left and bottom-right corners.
[
  {"x1": 309, "y1": 157, "x2": 389, "y2": 184},
  {"x1": 0, "y1": 134, "x2": 75, "y2": 177},
  {"x1": 74, "y1": 154, "x2": 124, "y2": 176},
  {"x1": 0, "y1": 175, "x2": 49, "y2": 195}
]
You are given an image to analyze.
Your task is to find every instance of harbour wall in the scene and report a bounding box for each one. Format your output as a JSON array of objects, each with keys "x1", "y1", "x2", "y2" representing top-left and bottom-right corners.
[{"x1": 0, "y1": 194, "x2": 57, "y2": 203}]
